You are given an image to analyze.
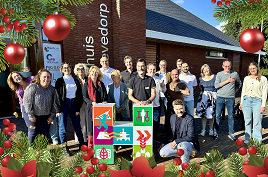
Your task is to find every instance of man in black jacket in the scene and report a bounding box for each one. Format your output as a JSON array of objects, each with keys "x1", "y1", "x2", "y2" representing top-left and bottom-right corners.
[{"x1": 159, "y1": 99, "x2": 199, "y2": 164}]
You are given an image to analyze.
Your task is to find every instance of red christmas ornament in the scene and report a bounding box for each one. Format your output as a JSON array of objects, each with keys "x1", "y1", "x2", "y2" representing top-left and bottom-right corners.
[
  {"x1": 197, "y1": 172, "x2": 205, "y2": 177},
  {"x1": 6, "y1": 24, "x2": 13, "y2": 31},
  {"x1": 13, "y1": 20, "x2": 20, "y2": 27},
  {"x1": 80, "y1": 174, "x2": 88, "y2": 177},
  {"x1": 1, "y1": 8, "x2": 7, "y2": 15},
  {"x1": 238, "y1": 147, "x2": 247, "y2": 156},
  {"x1": 98, "y1": 163, "x2": 107, "y2": 171},
  {"x1": 21, "y1": 23, "x2": 27, "y2": 30},
  {"x1": 221, "y1": 0, "x2": 225, "y2": 1},
  {"x1": 3, "y1": 119, "x2": 10, "y2": 126},
  {"x1": 87, "y1": 148, "x2": 95, "y2": 156},
  {"x1": 1, "y1": 155, "x2": 10, "y2": 167},
  {"x1": 211, "y1": 0, "x2": 216, "y2": 4},
  {"x1": 0, "y1": 26, "x2": 5, "y2": 33},
  {"x1": 3, "y1": 16, "x2": 10, "y2": 23},
  {"x1": 91, "y1": 157, "x2": 99, "y2": 165},
  {"x1": 43, "y1": 13, "x2": 70, "y2": 41},
  {"x1": 98, "y1": 174, "x2": 107, "y2": 177},
  {"x1": 3, "y1": 127, "x2": 11, "y2": 135},
  {"x1": 243, "y1": 161, "x2": 249, "y2": 165},
  {"x1": 86, "y1": 166, "x2": 95, "y2": 174},
  {"x1": 181, "y1": 162, "x2": 189, "y2": 170},
  {"x1": 235, "y1": 139, "x2": 244, "y2": 146},
  {"x1": 173, "y1": 158, "x2": 182, "y2": 166},
  {"x1": 81, "y1": 145, "x2": 88, "y2": 152},
  {"x1": 15, "y1": 27, "x2": 21, "y2": 33},
  {"x1": 177, "y1": 149, "x2": 184, "y2": 156},
  {"x1": 256, "y1": 0, "x2": 260, "y2": 1},
  {"x1": 8, "y1": 123, "x2": 16, "y2": 131},
  {"x1": 217, "y1": 1, "x2": 223, "y2": 6},
  {"x1": 225, "y1": 1, "x2": 230, "y2": 6},
  {"x1": 75, "y1": 167, "x2": 83, "y2": 174},
  {"x1": 249, "y1": 0, "x2": 254, "y2": 2},
  {"x1": 3, "y1": 141, "x2": 12, "y2": 149},
  {"x1": 0, "y1": 147, "x2": 4, "y2": 155},
  {"x1": 248, "y1": 146, "x2": 257, "y2": 154},
  {"x1": 240, "y1": 28, "x2": 264, "y2": 53},
  {"x1": 178, "y1": 170, "x2": 184, "y2": 176},
  {"x1": 206, "y1": 170, "x2": 215, "y2": 177},
  {"x1": 4, "y1": 43, "x2": 25, "y2": 64},
  {"x1": 83, "y1": 153, "x2": 91, "y2": 161}
]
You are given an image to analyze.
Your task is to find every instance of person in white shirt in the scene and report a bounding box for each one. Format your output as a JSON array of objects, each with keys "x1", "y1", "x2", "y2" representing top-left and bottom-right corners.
[
  {"x1": 100, "y1": 57, "x2": 115, "y2": 88},
  {"x1": 179, "y1": 63, "x2": 197, "y2": 116}
]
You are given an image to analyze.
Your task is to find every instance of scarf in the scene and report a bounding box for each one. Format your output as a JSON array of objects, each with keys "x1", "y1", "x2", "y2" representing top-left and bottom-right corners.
[{"x1": 87, "y1": 77, "x2": 102, "y2": 120}]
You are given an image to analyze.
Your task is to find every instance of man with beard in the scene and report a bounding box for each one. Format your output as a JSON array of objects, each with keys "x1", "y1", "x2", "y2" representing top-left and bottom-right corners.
[
  {"x1": 128, "y1": 58, "x2": 156, "y2": 106},
  {"x1": 121, "y1": 55, "x2": 137, "y2": 85}
]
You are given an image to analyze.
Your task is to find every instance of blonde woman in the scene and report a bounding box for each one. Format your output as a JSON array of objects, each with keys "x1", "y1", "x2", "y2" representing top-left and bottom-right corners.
[
  {"x1": 196, "y1": 64, "x2": 217, "y2": 136},
  {"x1": 239, "y1": 62, "x2": 267, "y2": 144},
  {"x1": 82, "y1": 65, "x2": 107, "y2": 148}
]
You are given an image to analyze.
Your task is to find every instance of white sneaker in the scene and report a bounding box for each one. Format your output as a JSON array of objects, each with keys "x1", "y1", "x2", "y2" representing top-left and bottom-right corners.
[
  {"x1": 200, "y1": 130, "x2": 206, "y2": 136},
  {"x1": 244, "y1": 140, "x2": 249, "y2": 144},
  {"x1": 228, "y1": 134, "x2": 237, "y2": 141},
  {"x1": 209, "y1": 130, "x2": 213, "y2": 136}
]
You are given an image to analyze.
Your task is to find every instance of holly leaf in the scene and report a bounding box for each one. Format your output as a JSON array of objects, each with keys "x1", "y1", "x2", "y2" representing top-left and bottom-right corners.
[
  {"x1": 36, "y1": 162, "x2": 51, "y2": 177},
  {"x1": 163, "y1": 171, "x2": 178, "y2": 177},
  {"x1": 249, "y1": 154, "x2": 265, "y2": 167},
  {"x1": 147, "y1": 156, "x2": 157, "y2": 169},
  {"x1": 120, "y1": 158, "x2": 133, "y2": 170},
  {"x1": 243, "y1": 165, "x2": 268, "y2": 177},
  {"x1": 0, "y1": 167, "x2": 23, "y2": 177},
  {"x1": 7, "y1": 156, "x2": 22, "y2": 172},
  {"x1": 108, "y1": 168, "x2": 132, "y2": 177},
  {"x1": 21, "y1": 159, "x2": 37, "y2": 177}
]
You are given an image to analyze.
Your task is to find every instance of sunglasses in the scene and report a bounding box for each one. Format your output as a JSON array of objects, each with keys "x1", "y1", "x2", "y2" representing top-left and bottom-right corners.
[{"x1": 77, "y1": 68, "x2": 85, "y2": 71}]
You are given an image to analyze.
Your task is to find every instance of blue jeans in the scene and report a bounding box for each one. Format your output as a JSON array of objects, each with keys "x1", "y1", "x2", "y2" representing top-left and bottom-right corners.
[
  {"x1": 58, "y1": 98, "x2": 84, "y2": 145},
  {"x1": 242, "y1": 96, "x2": 263, "y2": 142},
  {"x1": 161, "y1": 97, "x2": 168, "y2": 110},
  {"x1": 184, "y1": 100, "x2": 194, "y2": 116},
  {"x1": 28, "y1": 115, "x2": 50, "y2": 144},
  {"x1": 214, "y1": 97, "x2": 235, "y2": 135},
  {"x1": 153, "y1": 106, "x2": 161, "y2": 138},
  {"x1": 50, "y1": 117, "x2": 59, "y2": 144},
  {"x1": 22, "y1": 106, "x2": 35, "y2": 143}
]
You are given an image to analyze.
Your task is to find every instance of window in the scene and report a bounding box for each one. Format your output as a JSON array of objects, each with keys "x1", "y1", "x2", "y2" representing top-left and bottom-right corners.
[{"x1": 205, "y1": 50, "x2": 227, "y2": 59}]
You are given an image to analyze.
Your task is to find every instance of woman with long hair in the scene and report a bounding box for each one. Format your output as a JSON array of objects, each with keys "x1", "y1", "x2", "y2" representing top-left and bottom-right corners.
[{"x1": 239, "y1": 62, "x2": 267, "y2": 144}]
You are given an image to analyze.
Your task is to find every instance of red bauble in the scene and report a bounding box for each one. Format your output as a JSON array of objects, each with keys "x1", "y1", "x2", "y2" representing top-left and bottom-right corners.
[
  {"x1": 43, "y1": 13, "x2": 70, "y2": 41},
  {"x1": 86, "y1": 166, "x2": 95, "y2": 174},
  {"x1": 3, "y1": 127, "x2": 11, "y2": 135},
  {"x1": 13, "y1": 20, "x2": 20, "y2": 27},
  {"x1": 3, "y1": 119, "x2": 10, "y2": 125},
  {"x1": 6, "y1": 24, "x2": 13, "y2": 31},
  {"x1": 173, "y1": 158, "x2": 182, "y2": 166},
  {"x1": 0, "y1": 147, "x2": 4, "y2": 155},
  {"x1": 3, "y1": 16, "x2": 10, "y2": 23},
  {"x1": 80, "y1": 174, "x2": 88, "y2": 177},
  {"x1": 235, "y1": 139, "x2": 244, "y2": 146},
  {"x1": 221, "y1": 0, "x2": 225, "y2": 1},
  {"x1": 75, "y1": 167, "x2": 83, "y2": 174},
  {"x1": 181, "y1": 162, "x2": 189, "y2": 170},
  {"x1": 0, "y1": 26, "x2": 5, "y2": 33},
  {"x1": 15, "y1": 27, "x2": 21, "y2": 33},
  {"x1": 256, "y1": 0, "x2": 260, "y2": 1},
  {"x1": 1, "y1": 155, "x2": 10, "y2": 167},
  {"x1": 225, "y1": 1, "x2": 230, "y2": 6},
  {"x1": 4, "y1": 43, "x2": 25, "y2": 64},
  {"x1": 21, "y1": 23, "x2": 27, "y2": 30},
  {"x1": 240, "y1": 28, "x2": 264, "y2": 53},
  {"x1": 243, "y1": 161, "x2": 249, "y2": 165},
  {"x1": 177, "y1": 149, "x2": 184, "y2": 156},
  {"x1": 178, "y1": 170, "x2": 184, "y2": 176},
  {"x1": 91, "y1": 157, "x2": 99, "y2": 165},
  {"x1": 1, "y1": 8, "x2": 7, "y2": 15},
  {"x1": 197, "y1": 172, "x2": 205, "y2": 177},
  {"x1": 217, "y1": 1, "x2": 223, "y2": 6},
  {"x1": 4, "y1": 141, "x2": 12, "y2": 149},
  {"x1": 249, "y1": 0, "x2": 254, "y2": 2},
  {"x1": 83, "y1": 153, "x2": 91, "y2": 161},
  {"x1": 238, "y1": 147, "x2": 247, "y2": 156},
  {"x1": 98, "y1": 174, "x2": 107, "y2": 177},
  {"x1": 87, "y1": 148, "x2": 95, "y2": 156},
  {"x1": 8, "y1": 123, "x2": 16, "y2": 131},
  {"x1": 81, "y1": 145, "x2": 88, "y2": 152},
  {"x1": 248, "y1": 146, "x2": 257, "y2": 154},
  {"x1": 206, "y1": 170, "x2": 215, "y2": 177},
  {"x1": 211, "y1": 0, "x2": 216, "y2": 4},
  {"x1": 98, "y1": 163, "x2": 107, "y2": 171}
]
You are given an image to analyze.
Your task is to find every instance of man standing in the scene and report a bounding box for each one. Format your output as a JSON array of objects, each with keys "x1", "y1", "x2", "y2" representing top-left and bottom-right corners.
[
  {"x1": 179, "y1": 63, "x2": 197, "y2": 116},
  {"x1": 159, "y1": 99, "x2": 199, "y2": 164},
  {"x1": 214, "y1": 60, "x2": 242, "y2": 141},
  {"x1": 100, "y1": 57, "x2": 115, "y2": 88},
  {"x1": 176, "y1": 59, "x2": 183, "y2": 74},
  {"x1": 128, "y1": 58, "x2": 156, "y2": 105},
  {"x1": 121, "y1": 55, "x2": 137, "y2": 85}
]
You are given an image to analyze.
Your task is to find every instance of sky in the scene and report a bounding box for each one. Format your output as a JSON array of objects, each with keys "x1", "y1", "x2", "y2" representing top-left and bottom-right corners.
[{"x1": 171, "y1": 0, "x2": 227, "y2": 31}]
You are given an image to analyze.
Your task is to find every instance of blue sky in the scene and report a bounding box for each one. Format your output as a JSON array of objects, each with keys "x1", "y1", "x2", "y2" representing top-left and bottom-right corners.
[{"x1": 172, "y1": 0, "x2": 226, "y2": 31}]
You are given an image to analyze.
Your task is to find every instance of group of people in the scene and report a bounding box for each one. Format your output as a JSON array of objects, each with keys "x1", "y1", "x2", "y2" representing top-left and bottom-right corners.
[{"x1": 7, "y1": 56, "x2": 267, "y2": 163}]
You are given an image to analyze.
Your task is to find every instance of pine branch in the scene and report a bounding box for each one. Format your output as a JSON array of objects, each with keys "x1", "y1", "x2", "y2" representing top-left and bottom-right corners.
[
  {"x1": 203, "y1": 149, "x2": 226, "y2": 177},
  {"x1": 248, "y1": 138, "x2": 268, "y2": 159},
  {"x1": 183, "y1": 162, "x2": 203, "y2": 177},
  {"x1": 227, "y1": 152, "x2": 245, "y2": 177},
  {"x1": 44, "y1": 0, "x2": 94, "y2": 6},
  {"x1": 0, "y1": 38, "x2": 8, "y2": 72},
  {"x1": 62, "y1": 151, "x2": 87, "y2": 177},
  {"x1": 47, "y1": 145, "x2": 66, "y2": 177},
  {"x1": 31, "y1": 134, "x2": 49, "y2": 163},
  {"x1": 166, "y1": 161, "x2": 181, "y2": 173}
]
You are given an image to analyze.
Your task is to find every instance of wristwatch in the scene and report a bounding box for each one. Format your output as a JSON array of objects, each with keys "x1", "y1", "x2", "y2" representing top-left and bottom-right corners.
[{"x1": 147, "y1": 100, "x2": 152, "y2": 103}]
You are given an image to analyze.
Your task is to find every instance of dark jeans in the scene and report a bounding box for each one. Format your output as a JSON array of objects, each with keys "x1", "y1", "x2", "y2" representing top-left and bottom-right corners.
[
  {"x1": 116, "y1": 113, "x2": 130, "y2": 121},
  {"x1": 58, "y1": 98, "x2": 84, "y2": 145},
  {"x1": 165, "y1": 103, "x2": 175, "y2": 131},
  {"x1": 28, "y1": 114, "x2": 50, "y2": 144},
  {"x1": 153, "y1": 106, "x2": 161, "y2": 138}
]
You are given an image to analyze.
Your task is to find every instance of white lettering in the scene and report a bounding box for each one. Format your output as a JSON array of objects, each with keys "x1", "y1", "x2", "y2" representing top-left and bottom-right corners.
[
  {"x1": 98, "y1": 27, "x2": 108, "y2": 36},
  {"x1": 101, "y1": 37, "x2": 108, "y2": 45},
  {"x1": 85, "y1": 36, "x2": 94, "y2": 44},
  {"x1": 100, "y1": 18, "x2": 108, "y2": 27},
  {"x1": 100, "y1": 4, "x2": 109, "y2": 13}
]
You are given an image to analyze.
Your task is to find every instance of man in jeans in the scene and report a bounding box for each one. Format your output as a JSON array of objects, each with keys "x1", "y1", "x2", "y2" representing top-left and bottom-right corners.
[{"x1": 214, "y1": 60, "x2": 242, "y2": 141}]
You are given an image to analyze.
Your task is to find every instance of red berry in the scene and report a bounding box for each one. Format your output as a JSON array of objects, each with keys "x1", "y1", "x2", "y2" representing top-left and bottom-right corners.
[
  {"x1": 1, "y1": 155, "x2": 10, "y2": 167},
  {"x1": 181, "y1": 162, "x2": 189, "y2": 170},
  {"x1": 3, "y1": 127, "x2": 11, "y2": 135},
  {"x1": 86, "y1": 166, "x2": 95, "y2": 174},
  {"x1": 235, "y1": 139, "x2": 244, "y2": 146},
  {"x1": 206, "y1": 170, "x2": 215, "y2": 177},
  {"x1": 13, "y1": 20, "x2": 20, "y2": 27},
  {"x1": 75, "y1": 167, "x2": 83, "y2": 174},
  {"x1": 256, "y1": 0, "x2": 260, "y2": 1},
  {"x1": 173, "y1": 158, "x2": 182, "y2": 166},
  {"x1": 15, "y1": 27, "x2": 21, "y2": 33},
  {"x1": 238, "y1": 147, "x2": 247, "y2": 156},
  {"x1": 81, "y1": 145, "x2": 88, "y2": 152},
  {"x1": 249, "y1": 0, "x2": 254, "y2": 2},
  {"x1": 80, "y1": 174, "x2": 88, "y2": 177},
  {"x1": 248, "y1": 146, "x2": 257, "y2": 154},
  {"x1": 197, "y1": 172, "x2": 205, "y2": 177},
  {"x1": 0, "y1": 147, "x2": 4, "y2": 155},
  {"x1": 3, "y1": 119, "x2": 10, "y2": 125},
  {"x1": 8, "y1": 123, "x2": 16, "y2": 131},
  {"x1": 178, "y1": 170, "x2": 184, "y2": 176},
  {"x1": 177, "y1": 149, "x2": 184, "y2": 156},
  {"x1": 91, "y1": 157, "x2": 99, "y2": 165},
  {"x1": 98, "y1": 174, "x2": 107, "y2": 177},
  {"x1": 225, "y1": 1, "x2": 230, "y2": 6},
  {"x1": 221, "y1": 0, "x2": 225, "y2": 1},
  {"x1": 243, "y1": 161, "x2": 249, "y2": 165},
  {"x1": 0, "y1": 26, "x2": 5, "y2": 33},
  {"x1": 211, "y1": 0, "x2": 216, "y2": 4},
  {"x1": 7, "y1": 24, "x2": 13, "y2": 31},
  {"x1": 83, "y1": 153, "x2": 91, "y2": 161},
  {"x1": 21, "y1": 23, "x2": 27, "y2": 30},
  {"x1": 1, "y1": 9, "x2": 7, "y2": 15},
  {"x1": 87, "y1": 148, "x2": 95, "y2": 156},
  {"x1": 98, "y1": 163, "x2": 107, "y2": 171},
  {"x1": 4, "y1": 141, "x2": 12, "y2": 149},
  {"x1": 9, "y1": 8, "x2": 14, "y2": 14},
  {"x1": 3, "y1": 16, "x2": 10, "y2": 23},
  {"x1": 217, "y1": 1, "x2": 223, "y2": 6}
]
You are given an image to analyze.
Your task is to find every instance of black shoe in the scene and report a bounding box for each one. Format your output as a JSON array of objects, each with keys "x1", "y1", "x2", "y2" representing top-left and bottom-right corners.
[{"x1": 64, "y1": 146, "x2": 72, "y2": 157}]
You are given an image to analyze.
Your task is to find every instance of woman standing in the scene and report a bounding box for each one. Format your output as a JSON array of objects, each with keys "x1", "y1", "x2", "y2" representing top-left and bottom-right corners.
[
  {"x1": 196, "y1": 64, "x2": 217, "y2": 136},
  {"x1": 107, "y1": 70, "x2": 130, "y2": 121},
  {"x1": 54, "y1": 62, "x2": 85, "y2": 156},
  {"x1": 83, "y1": 66, "x2": 107, "y2": 148},
  {"x1": 73, "y1": 63, "x2": 89, "y2": 143},
  {"x1": 7, "y1": 72, "x2": 34, "y2": 136},
  {"x1": 23, "y1": 69, "x2": 55, "y2": 144},
  {"x1": 239, "y1": 62, "x2": 267, "y2": 144}
]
